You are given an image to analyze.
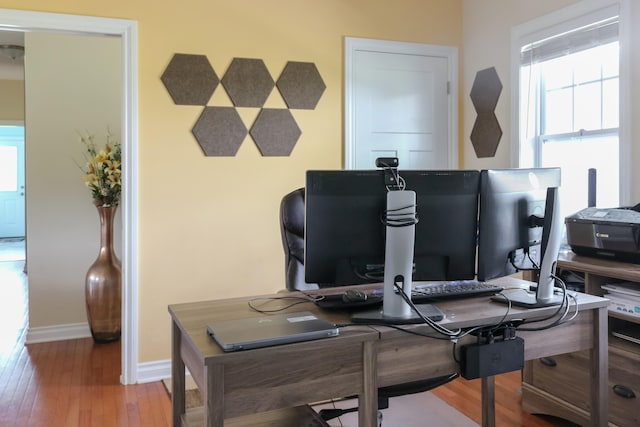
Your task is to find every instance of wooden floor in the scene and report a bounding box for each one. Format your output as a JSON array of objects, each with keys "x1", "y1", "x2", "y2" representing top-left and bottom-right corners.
[
  {"x1": 432, "y1": 373, "x2": 576, "y2": 427},
  {"x1": 0, "y1": 252, "x2": 574, "y2": 427},
  {"x1": 0, "y1": 257, "x2": 172, "y2": 427}
]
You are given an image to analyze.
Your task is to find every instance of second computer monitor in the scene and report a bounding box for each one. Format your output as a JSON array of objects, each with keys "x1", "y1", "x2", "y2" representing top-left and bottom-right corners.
[
  {"x1": 477, "y1": 167, "x2": 562, "y2": 282},
  {"x1": 304, "y1": 169, "x2": 480, "y2": 286}
]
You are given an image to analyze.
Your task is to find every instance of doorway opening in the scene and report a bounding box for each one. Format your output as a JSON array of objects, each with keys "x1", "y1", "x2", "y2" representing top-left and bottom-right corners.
[
  {"x1": 0, "y1": 9, "x2": 138, "y2": 384},
  {"x1": 0, "y1": 125, "x2": 25, "y2": 240},
  {"x1": 0, "y1": 124, "x2": 26, "y2": 343}
]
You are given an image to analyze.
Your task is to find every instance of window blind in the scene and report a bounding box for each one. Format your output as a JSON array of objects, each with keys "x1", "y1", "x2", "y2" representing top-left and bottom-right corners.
[{"x1": 521, "y1": 17, "x2": 618, "y2": 65}]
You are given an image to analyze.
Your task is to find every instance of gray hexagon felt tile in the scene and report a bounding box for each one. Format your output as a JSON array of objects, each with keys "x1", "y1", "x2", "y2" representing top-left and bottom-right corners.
[
  {"x1": 470, "y1": 67, "x2": 503, "y2": 158},
  {"x1": 221, "y1": 58, "x2": 274, "y2": 108},
  {"x1": 250, "y1": 109, "x2": 301, "y2": 156},
  {"x1": 161, "y1": 53, "x2": 219, "y2": 106},
  {"x1": 192, "y1": 106, "x2": 248, "y2": 156},
  {"x1": 471, "y1": 111, "x2": 502, "y2": 158},
  {"x1": 470, "y1": 67, "x2": 502, "y2": 112},
  {"x1": 277, "y1": 61, "x2": 326, "y2": 110}
]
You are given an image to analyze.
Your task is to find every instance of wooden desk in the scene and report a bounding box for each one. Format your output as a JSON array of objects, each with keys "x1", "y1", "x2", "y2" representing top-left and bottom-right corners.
[
  {"x1": 169, "y1": 278, "x2": 609, "y2": 427},
  {"x1": 373, "y1": 276, "x2": 609, "y2": 427},
  {"x1": 168, "y1": 296, "x2": 379, "y2": 427}
]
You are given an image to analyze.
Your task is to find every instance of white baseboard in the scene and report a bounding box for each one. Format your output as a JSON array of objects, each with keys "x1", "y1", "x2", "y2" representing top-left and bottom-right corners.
[
  {"x1": 136, "y1": 358, "x2": 171, "y2": 383},
  {"x1": 136, "y1": 359, "x2": 195, "y2": 386},
  {"x1": 25, "y1": 322, "x2": 92, "y2": 344}
]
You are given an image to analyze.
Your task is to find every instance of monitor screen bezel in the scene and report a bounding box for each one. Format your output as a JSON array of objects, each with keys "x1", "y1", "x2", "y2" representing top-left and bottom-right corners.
[{"x1": 304, "y1": 169, "x2": 481, "y2": 287}]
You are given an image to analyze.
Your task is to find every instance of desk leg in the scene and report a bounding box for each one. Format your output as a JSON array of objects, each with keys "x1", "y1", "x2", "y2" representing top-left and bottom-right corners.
[
  {"x1": 481, "y1": 375, "x2": 495, "y2": 427},
  {"x1": 171, "y1": 321, "x2": 186, "y2": 427},
  {"x1": 203, "y1": 364, "x2": 224, "y2": 427},
  {"x1": 359, "y1": 340, "x2": 378, "y2": 427},
  {"x1": 590, "y1": 306, "x2": 608, "y2": 427}
]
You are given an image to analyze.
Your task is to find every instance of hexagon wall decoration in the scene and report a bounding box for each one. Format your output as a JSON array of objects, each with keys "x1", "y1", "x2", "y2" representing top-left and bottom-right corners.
[
  {"x1": 470, "y1": 112, "x2": 502, "y2": 158},
  {"x1": 250, "y1": 109, "x2": 302, "y2": 156},
  {"x1": 162, "y1": 53, "x2": 327, "y2": 157},
  {"x1": 161, "y1": 53, "x2": 219, "y2": 106},
  {"x1": 470, "y1": 67, "x2": 503, "y2": 158},
  {"x1": 192, "y1": 107, "x2": 247, "y2": 156},
  {"x1": 277, "y1": 61, "x2": 326, "y2": 110},
  {"x1": 221, "y1": 58, "x2": 274, "y2": 108}
]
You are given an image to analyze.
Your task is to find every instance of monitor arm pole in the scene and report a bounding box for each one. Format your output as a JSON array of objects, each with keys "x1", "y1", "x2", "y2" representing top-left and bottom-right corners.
[{"x1": 382, "y1": 190, "x2": 417, "y2": 320}]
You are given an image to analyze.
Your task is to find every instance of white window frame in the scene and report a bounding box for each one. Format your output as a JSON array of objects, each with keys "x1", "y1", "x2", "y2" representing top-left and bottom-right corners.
[{"x1": 510, "y1": 0, "x2": 631, "y2": 206}]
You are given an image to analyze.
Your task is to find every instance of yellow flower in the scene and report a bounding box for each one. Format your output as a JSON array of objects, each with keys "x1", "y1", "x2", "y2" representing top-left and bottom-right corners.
[
  {"x1": 78, "y1": 129, "x2": 122, "y2": 207},
  {"x1": 93, "y1": 151, "x2": 109, "y2": 166},
  {"x1": 105, "y1": 159, "x2": 120, "y2": 175},
  {"x1": 83, "y1": 174, "x2": 99, "y2": 186}
]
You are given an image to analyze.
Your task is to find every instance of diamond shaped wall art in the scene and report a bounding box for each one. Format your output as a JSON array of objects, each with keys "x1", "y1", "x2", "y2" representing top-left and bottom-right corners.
[
  {"x1": 470, "y1": 67, "x2": 503, "y2": 158},
  {"x1": 161, "y1": 54, "x2": 325, "y2": 156}
]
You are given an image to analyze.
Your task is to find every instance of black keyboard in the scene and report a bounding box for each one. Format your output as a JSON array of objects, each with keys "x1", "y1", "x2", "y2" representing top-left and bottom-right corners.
[{"x1": 411, "y1": 280, "x2": 503, "y2": 302}]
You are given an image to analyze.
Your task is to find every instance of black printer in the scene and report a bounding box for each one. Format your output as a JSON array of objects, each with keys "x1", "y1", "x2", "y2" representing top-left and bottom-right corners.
[{"x1": 565, "y1": 207, "x2": 640, "y2": 263}]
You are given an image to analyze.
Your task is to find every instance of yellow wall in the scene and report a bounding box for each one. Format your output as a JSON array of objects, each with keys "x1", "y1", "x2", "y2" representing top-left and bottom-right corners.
[
  {"x1": 8, "y1": 0, "x2": 636, "y2": 368},
  {"x1": 0, "y1": 79, "x2": 24, "y2": 120},
  {"x1": 0, "y1": 0, "x2": 464, "y2": 362}
]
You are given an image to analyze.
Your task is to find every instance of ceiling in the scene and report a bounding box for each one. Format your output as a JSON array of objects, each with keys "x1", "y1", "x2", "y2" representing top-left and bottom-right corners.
[{"x1": 0, "y1": 29, "x2": 25, "y2": 80}]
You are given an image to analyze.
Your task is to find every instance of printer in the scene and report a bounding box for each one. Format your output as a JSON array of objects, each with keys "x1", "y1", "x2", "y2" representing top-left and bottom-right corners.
[{"x1": 566, "y1": 207, "x2": 640, "y2": 263}]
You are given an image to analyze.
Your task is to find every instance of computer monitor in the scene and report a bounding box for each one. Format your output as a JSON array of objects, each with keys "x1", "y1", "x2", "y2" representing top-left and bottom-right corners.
[
  {"x1": 477, "y1": 168, "x2": 564, "y2": 308},
  {"x1": 304, "y1": 169, "x2": 480, "y2": 286}
]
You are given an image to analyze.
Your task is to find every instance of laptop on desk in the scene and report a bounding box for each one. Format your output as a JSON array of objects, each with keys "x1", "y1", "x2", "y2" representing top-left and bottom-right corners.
[{"x1": 206, "y1": 311, "x2": 339, "y2": 352}]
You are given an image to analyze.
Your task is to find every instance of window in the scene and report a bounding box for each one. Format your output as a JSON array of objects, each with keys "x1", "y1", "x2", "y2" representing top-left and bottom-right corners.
[
  {"x1": 0, "y1": 126, "x2": 24, "y2": 192},
  {"x1": 514, "y1": 3, "x2": 628, "y2": 223},
  {"x1": 0, "y1": 145, "x2": 18, "y2": 192}
]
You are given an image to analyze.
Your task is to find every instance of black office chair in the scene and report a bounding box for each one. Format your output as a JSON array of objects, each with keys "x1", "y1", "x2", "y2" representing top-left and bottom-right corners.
[
  {"x1": 280, "y1": 187, "x2": 320, "y2": 291},
  {"x1": 279, "y1": 187, "x2": 458, "y2": 422}
]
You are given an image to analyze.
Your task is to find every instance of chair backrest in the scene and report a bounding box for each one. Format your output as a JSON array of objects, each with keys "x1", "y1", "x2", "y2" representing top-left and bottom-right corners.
[{"x1": 279, "y1": 188, "x2": 319, "y2": 291}]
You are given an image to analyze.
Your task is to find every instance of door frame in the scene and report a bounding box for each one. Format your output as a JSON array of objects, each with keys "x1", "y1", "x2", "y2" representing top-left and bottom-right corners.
[
  {"x1": 0, "y1": 9, "x2": 139, "y2": 385},
  {"x1": 344, "y1": 37, "x2": 459, "y2": 170}
]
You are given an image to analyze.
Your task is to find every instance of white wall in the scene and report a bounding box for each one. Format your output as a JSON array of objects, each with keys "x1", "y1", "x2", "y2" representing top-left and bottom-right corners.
[
  {"x1": 0, "y1": 79, "x2": 24, "y2": 120},
  {"x1": 24, "y1": 32, "x2": 121, "y2": 331},
  {"x1": 461, "y1": 0, "x2": 580, "y2": 170},
  {"x1": 462, "y1": 0, "x2": 640, "y2": 205}
]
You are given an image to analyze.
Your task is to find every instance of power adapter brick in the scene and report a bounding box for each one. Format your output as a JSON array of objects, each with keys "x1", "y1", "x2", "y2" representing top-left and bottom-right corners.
[{"x1": 460, "y1": 337, "x2": 524, "y2": 380}]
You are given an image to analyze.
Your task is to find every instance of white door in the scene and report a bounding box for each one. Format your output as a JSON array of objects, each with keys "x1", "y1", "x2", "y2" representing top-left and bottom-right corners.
[
  {"x1": 345, "y1": 37, "x2": 458, "y2": 170},
  {"x1": 0, "y1": 126, "x2": 25, "y2": 238}
]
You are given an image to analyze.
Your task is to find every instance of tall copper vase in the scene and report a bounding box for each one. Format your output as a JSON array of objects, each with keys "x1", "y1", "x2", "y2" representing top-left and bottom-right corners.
[{"x1": 85, "y1": 204, "x2": 122, "y2": 343}]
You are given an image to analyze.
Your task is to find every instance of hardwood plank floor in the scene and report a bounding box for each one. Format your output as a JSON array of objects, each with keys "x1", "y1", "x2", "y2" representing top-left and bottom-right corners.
[
  {"x1": 431, "y1": 372, "x2": 577, "y2": 427},
  {"x1": 0, "y1": 256, "x2": 171, "y2": 427},
  {"x1": 0, "y1": 249, "x2": 576, "y2": 426}
]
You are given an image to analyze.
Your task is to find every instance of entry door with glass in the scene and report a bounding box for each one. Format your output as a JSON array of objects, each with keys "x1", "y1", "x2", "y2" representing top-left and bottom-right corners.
[{"x1": 0, "y1": 125, "x2": 26, "y2": 238}]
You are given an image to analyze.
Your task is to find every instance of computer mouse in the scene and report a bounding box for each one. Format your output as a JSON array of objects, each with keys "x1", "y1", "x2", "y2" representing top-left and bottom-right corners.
[{"x1": 342, "y1": 289, "x2": 368, "y2": 303}]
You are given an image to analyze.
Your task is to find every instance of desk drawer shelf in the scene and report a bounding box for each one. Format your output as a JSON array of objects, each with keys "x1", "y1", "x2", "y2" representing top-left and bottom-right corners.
[
  {"x1": 523, "y1": 253, "x2": 640, "y2": 427},
  {"x1": 526, "y1": 349, "x2": 640, "y2": 426}
]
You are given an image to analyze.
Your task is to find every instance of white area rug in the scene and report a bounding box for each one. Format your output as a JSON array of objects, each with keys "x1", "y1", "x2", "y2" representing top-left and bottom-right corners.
[{"x1": 313, "y1": 391, "x2": 478, "y2": 427}]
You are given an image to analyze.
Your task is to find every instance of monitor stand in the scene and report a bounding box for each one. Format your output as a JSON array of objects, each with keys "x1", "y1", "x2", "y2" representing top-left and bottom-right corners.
[
  {"x1": 350, "y1": 189, "x2": 445, "y2": 325},
  {"x1": 492, "y1": 187, "x2": 565, "y2": 310},
  {"x1": 491, "y1": 292, "x2": 564, "y2": 308},
  {"x1": 351, "y1": 303, "x2": 444, "y2": 325}
]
